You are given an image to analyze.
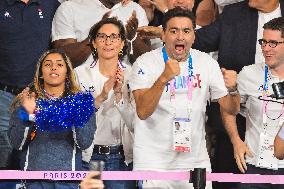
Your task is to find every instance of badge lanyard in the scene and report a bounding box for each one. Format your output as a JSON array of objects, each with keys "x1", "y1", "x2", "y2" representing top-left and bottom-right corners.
[
  {"x1": 258, "y1": 64, "x2": 283, "y2": 169},
  {"x1": 262, "y1": 65, "x2": 269, "y2": 126},
  {"x1": 261, "y1": 65, "x2": 284, "y2": 127},
  {"x1": 162, "y1": 47, "x2": 194, "y2": 152}
]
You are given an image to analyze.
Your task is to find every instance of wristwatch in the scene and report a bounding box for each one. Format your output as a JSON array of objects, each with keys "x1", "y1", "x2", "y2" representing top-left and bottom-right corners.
[{"x1": 228, "y1": 87, "x2": 239, "y2": 96}]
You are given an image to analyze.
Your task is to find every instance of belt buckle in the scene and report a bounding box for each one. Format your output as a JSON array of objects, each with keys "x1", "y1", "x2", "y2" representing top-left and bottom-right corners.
[{"x1": 99, "y1": 145, "x2": 110, "y2": 155}]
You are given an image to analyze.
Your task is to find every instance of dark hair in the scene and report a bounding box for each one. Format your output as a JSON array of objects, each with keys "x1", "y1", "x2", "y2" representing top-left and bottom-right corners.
[
  {"x1": 34, "y1": 49, "x2": 80, "y2": 98},
  {"x1": 162, "y1": 7, "x2": 196, "y2": 31},
  {"x1": 88, "y1": 17, "x2": 128, "y2": 61},
  {"x1": 263, "y1": 17, "x2": 284, "y2": 38},
  {"x1": 10, "y1": 49, "x2": 80, "y2": 112}
]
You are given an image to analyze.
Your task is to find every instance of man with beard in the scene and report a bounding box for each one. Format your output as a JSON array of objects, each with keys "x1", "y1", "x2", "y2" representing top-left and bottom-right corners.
[
  {"x1": 135, "y1": 1, "x2": 284, "y2": 189},
  {"x1": 129, "y1": 7, "x2": 240, "y2": 189}
]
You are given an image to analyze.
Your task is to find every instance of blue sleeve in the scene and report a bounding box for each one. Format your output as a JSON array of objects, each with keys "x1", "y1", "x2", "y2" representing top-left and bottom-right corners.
[
  {"x1": 74, "y1": 113, "x2": 96, "y2": 150},
  {"x1": 8, "y1": 107, "x2": 34, "y2": 150}
]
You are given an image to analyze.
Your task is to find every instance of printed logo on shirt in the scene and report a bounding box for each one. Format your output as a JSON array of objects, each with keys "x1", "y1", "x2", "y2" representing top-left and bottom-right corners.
[
  {"x1": 38, "y1": 8, "x2": 44, "y2": 19},
  {"x1": 138, "y1": 68, "x2": 145, "y2": 75},
  {"x1": 88, "y1": 86, "x2": 96, "y2": 92},
  {"x1": 80, "y1": 83, "x2": 96, "y2": 93},
  {"x1": 165, "y1": 73, "x2": 202, "y2": 92},
  {"x1": 258, "y1": 84, "x2": 271, "y2": 96}
]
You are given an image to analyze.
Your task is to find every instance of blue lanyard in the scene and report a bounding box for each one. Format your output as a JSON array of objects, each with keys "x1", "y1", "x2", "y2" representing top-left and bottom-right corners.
[
  {"x1": 162, "y1": 47, "x2": 169, "y2": 63},
  {"x1": 263, "y1": 64, "x2": 269, "y2": 93}
]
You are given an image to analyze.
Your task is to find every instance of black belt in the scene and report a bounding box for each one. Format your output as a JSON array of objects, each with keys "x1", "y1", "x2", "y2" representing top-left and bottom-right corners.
[
  {"x1": 93, "y1": 145, "x2": 124, "y2": 155},
  {"x1": 0, "y1": 83, "x2": 24, "y2": 95}
]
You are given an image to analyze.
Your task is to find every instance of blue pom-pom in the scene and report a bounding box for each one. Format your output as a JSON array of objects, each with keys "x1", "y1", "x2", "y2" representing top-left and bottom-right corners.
[{"x1": 35, "y1": 92, "x2": 95, "y2": 132}]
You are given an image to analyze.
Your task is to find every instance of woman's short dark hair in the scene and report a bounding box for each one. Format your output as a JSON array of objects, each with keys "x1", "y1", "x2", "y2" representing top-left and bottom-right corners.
[{"x1": 88, "y1": 17, "x2": 128, "y2": 61}]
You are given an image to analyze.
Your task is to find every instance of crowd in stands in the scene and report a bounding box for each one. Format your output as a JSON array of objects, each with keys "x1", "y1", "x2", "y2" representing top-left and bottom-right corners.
[{"x1": 1, "y1": 0, "x2": 284, "y2": 189}]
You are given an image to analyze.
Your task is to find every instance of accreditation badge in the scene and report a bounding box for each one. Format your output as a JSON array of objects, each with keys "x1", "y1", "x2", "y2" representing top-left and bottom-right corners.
[
  {"x1": 172, "y1": 117, "x2": 192, "y2": 153},
  {"x1": 256, "y1": 132, "x2": 278, "y2": 170}
]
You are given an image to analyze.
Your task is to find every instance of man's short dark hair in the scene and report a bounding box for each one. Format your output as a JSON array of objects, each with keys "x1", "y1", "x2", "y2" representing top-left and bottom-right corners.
[
  {"x1": 263, "y1": 17, "x2": 284, "y2": 38},
  {"x1": 162, "y1": 7, "x2": 196, "y2": 31}
]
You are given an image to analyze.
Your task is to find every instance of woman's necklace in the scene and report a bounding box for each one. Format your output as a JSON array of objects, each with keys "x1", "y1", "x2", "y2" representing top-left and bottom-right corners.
[{"x1": 43, "y1": 89, "x2": 64, "y2": 100}]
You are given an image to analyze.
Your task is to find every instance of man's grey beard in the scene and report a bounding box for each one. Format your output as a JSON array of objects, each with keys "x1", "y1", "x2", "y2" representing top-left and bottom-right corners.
[{"x1": 175, "y1": 51, "x2": 190, "y2": 62}]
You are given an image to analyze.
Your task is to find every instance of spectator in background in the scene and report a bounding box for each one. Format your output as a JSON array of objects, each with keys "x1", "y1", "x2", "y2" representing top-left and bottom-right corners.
[
  {"x1": 214, "y1": 0, "x2": 244, "y2": 6},
  {"x1": 194, "y1": 0, "x2": 219, "y2": 27},
  {"x1": 52, "y1": 0, "x2": 150, "y2": 67},
  {"x1": 136, "y1": 0, "x2": 219, "y2": 49},
  {"x1": 194, "y1": 0, "x2": 283, "y2": 74},
  {"x1": 214, "y1": 0, "x2": 244, "y2": 13},
  {"x1": 135, "y1": 0, "x2": 164, "y2": 49},
  {"x1": 139, "y1": 0, "x2": 218, "y2": 27},
  {"x1": 0, "y1": 0, "x2": 60, "y2": 170},
  {"x1": 135, "y1": 0, "x2": 157, "y2": 24}
]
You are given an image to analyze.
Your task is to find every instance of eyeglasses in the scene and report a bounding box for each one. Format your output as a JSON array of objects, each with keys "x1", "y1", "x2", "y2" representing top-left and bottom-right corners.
[
  {"x1": 96, "y1": 33, "x2": 121, "y2": 43},
  {"x1": 258, "y1": 39, "x2": 284, "y2": 48}
]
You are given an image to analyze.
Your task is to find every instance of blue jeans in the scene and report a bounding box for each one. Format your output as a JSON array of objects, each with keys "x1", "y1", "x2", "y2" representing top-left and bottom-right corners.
[
  {"x1": 0, "y1": 90, "x2": 14, "y2": 168},
  {"x1": 91, "y1": 153, "x2": 136, "y2": 189},
  {"x1": 238, "y1": 164, "x2": 284, "y2": 189}
]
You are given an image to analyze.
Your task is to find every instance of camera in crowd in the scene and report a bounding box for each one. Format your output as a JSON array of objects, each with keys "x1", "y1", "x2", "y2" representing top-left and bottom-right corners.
[{"x1": 272, "y1": 81, "x2": 284, "y2": 99}]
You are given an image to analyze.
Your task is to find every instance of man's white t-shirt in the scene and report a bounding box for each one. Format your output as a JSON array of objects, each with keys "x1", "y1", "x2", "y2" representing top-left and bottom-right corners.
[
  {"x1": 238, "y1": 63, "x2": 284, "y2": 168},
  {"x1": 129, "y1": 47, "x2": 228, "y2": 171},
  {"x1": 110, "y1": 1, "x2": 149, "y2": 27}
]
